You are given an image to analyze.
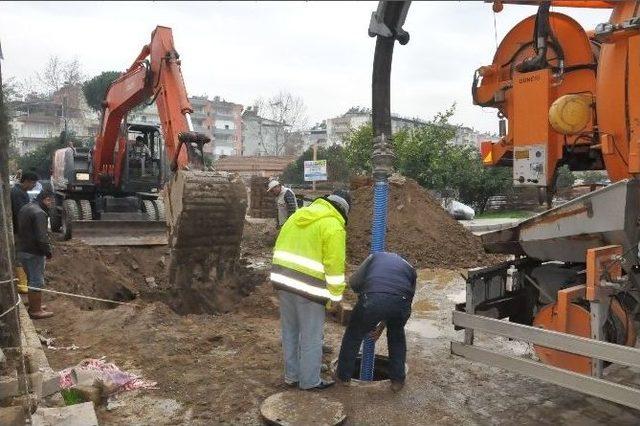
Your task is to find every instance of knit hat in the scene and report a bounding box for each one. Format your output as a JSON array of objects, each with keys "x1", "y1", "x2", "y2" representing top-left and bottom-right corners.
[
  {"x1": 267, "y1": 180, "x2": 281, "y2": 193},
  {"x1": 327, "y1": 189, "x2": 352, "y2": 216}
]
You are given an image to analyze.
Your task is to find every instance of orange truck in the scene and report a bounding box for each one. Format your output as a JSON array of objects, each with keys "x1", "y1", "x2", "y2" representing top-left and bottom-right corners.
[{"x1": 369, "y1": 0, "x2": 640, "y2": 408}]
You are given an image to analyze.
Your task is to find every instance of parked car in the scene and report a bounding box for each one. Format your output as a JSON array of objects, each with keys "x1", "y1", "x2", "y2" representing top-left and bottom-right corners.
[{"x1": 442, "y1": 198, "x2": 475, "y2": 220}]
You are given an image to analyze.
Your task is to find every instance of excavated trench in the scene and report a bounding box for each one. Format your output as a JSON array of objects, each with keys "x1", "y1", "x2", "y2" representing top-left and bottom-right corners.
[{"x1": 146, "y1": 264, "x2": 268, "y2": 315}]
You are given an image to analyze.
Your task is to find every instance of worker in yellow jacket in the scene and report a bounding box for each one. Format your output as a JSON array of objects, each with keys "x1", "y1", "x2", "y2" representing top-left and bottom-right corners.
[{"x1": 271, "y1": 189, "x2": 351, "y2": 390}]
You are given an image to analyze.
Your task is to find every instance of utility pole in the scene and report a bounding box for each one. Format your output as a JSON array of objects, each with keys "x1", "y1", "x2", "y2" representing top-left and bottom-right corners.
[
  {"x1": 312, "y1": 143, "x2": 317, "y2": 192},
  {"x1": 0, "y1": 39, "x2": 20, "y2": 347}
]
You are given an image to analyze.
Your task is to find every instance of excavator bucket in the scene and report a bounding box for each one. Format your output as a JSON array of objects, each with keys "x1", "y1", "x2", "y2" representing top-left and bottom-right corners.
[{"x1": 72, "y1": 220, "x2": 168, "y2": 246}]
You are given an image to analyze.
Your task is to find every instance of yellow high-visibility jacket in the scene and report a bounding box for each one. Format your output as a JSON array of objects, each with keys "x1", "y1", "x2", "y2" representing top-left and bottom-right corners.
[{"x1": 270, "y1": 198, "x2": 346, "y2": 304}]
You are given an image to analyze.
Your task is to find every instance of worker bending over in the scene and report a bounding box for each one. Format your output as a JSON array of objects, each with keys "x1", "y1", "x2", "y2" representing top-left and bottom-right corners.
[
  {"x1": 270, "y1": 189, "x2": 351, "y2": 390},
  {"x1": 336, "y1": 251, "x2": 416, "y2": 391},
  {"x1": 267, "y1": 179, "x2": 298, "y2": 228},
  {"x1": 16, "y1": 189, "x2": 56, "y2": 319}
]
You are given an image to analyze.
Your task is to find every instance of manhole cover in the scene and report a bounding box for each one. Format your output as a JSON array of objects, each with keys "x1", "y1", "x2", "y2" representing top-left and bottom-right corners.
[{"x1": 260, "y1": 391, "x2": 346, "y2": 426}]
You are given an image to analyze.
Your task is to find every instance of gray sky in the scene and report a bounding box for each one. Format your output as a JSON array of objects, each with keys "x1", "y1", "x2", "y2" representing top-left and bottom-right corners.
[{"x1": 0, "y1": 1, "x2": 611, "y2": 132}]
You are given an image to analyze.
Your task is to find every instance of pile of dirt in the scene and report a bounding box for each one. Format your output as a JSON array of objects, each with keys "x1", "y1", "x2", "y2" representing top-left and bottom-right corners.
[
  {"x1": 46, "y1": 239, "x2": 267, "y2": 315},
  {"x1": 46, "y1": 241, "x2": 139, "y2": 310},
  {"x1": 347, "y1": 177, "x2": 498, "y2": 269}
]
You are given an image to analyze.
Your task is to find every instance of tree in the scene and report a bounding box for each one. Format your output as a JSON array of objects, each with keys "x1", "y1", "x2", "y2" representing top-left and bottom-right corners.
[
  {"x1": 555, "y1": 165, "x2": 575, "y2": 189},
  {"x1": 253, "y1": 91, "x2": 308, "y2": 155},
  {"x1": 83, "y1": 71, "x2": 121, "y2": 111},
  {"x1": 580, "y1": 170, "x2": 608, "y2": 185},
  {"x1": 457, "y1": 156, "x2": 513, "y2": 213},
  {"x1": 281, "y1": 144, "x2": 351, "y2": 185},
  {"x1": 343, "y1": 104, "x2": 512, "y2": 213},
  {"x1": 344, "y1": 123, "x2": 374, "y2": 174},
  {"x1": 38, "y1": 55, "x2": 84, "y2": 95}
]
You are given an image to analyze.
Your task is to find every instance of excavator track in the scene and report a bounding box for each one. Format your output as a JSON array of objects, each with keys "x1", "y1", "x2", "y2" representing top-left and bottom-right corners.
[{"x1": 164, "y1": 170, "x2": 247, "y2": 291}]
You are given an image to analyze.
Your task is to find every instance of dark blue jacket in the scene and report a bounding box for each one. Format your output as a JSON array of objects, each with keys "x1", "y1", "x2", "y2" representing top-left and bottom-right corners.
[{"x1": 349, "y1": 252, "x2": 417, "y2": 299}]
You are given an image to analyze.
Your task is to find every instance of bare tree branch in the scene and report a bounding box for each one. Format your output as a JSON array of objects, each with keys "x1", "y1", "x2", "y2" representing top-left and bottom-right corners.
[
  {"x1": 252, "y1": 91, "x2": 308, "y2": 156},
  {"x1": 37, "y1": 55, "x2": 84, "y2": 95}
]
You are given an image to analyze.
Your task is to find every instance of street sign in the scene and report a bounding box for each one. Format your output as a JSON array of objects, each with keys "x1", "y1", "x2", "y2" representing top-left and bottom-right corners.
[{"x1": 304, "y1": 160, "x2": 327, "y2": 182}]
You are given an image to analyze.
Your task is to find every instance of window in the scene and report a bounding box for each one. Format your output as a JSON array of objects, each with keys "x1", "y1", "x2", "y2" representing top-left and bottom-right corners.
[
  {"x1": 141, "y1": 116, "x2": 147, "y2": 122},
  {"x1": 224, "y1": 124, "x2": 229, "y2": 130}
]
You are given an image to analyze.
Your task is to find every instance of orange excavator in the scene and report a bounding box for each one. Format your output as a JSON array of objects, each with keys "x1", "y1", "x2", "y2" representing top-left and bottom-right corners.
[
  {"x1": 370, "y1": 0, "x2": 640, "y2": 409},
  {"x1": 51, "y1": 26, "x2": 247, "y2": 289}
]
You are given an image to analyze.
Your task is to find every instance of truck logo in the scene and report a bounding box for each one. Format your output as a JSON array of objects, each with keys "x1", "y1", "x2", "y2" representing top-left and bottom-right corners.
[{"x1": 518, "y1": 75, "x2": 541, "y2": 84}]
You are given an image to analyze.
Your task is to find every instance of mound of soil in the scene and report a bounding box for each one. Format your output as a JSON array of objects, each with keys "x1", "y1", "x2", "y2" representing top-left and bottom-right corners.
[
  {"x1": 46, "y1": 239, "x2": 267, "y2": 315},
  {"x1": 46, "y1": 241, "x2": 139, "y2": 310},
  {"x1": 347, "y1": 177, "x2": 497, "y2": 269}
]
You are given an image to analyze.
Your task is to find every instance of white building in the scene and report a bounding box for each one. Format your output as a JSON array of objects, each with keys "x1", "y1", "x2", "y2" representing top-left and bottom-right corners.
[
  {"x1": 325, "y1": 107, "x2": 426, "y2": 145},
  {"x1": 10, "y1": 85, "x2": 99, "y2": 155},
  {"x1": 450, "y1": 126, "x2": 497, "y2": 149},
  {"x1": 241, "y1": 106, "x2": 289, "y2": 156}
]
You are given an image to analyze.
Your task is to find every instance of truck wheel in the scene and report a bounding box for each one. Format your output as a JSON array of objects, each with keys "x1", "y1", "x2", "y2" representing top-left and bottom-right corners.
[
  {"x1": 50, "y1": 197, "x2": 62, "y2": 232},
  {"x1": 152, "y1": 199, "x2": 165, "y2": 221},
  {"x1": 61, "y1": 199, "x2": 80, "y2": 240},
  {"x1": 79, "y1": 199, "x2": 93, "y2": 220},
  {"x1": 142, "y1": 199, "x2": 157, "y2": 221}
]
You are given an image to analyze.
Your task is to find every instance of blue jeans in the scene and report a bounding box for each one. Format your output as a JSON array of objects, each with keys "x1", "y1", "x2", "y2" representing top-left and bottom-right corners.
[
  {"x1": 17, "y1": 252, "x2": 46, "y2": 291},
  {"x1": 278, "y1": 290, "x2": 325, "y2": 389},
  {"x1": 337, "y1": 292, "x2": 411, "y2": 382}
]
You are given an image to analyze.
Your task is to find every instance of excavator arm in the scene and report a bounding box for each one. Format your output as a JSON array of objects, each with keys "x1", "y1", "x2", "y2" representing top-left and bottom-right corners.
[
  {"x1": 80, "y1": 26, "x2": 247, "y2": 296},
  {"x1": 93, "y1": 26, "x2": 207, "y2": 188}
]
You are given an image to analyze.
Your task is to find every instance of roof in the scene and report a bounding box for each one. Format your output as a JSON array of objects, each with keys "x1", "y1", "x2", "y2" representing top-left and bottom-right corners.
[{"x1": 215, "y1": 156, "x2": 296, "y2": 173}]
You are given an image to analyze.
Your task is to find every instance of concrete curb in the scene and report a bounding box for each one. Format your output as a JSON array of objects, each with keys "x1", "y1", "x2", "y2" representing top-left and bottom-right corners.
[
  {"x1": 18, "y1": 303, "x2": 60, "y2": 398},
  {"x1": 1, "y1": 301, "x2": 100, "y2": 425}
]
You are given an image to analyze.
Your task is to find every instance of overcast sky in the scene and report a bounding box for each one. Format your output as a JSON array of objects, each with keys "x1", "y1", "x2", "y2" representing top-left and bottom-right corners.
[{"x1": 0, "y1": 1, "x2": 611, "y2": 133}]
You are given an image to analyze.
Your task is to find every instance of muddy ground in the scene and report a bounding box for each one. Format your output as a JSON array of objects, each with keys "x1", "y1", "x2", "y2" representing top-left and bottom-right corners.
[{"x1": 35, "y1": 219, "x2": 640, "y2": 425}]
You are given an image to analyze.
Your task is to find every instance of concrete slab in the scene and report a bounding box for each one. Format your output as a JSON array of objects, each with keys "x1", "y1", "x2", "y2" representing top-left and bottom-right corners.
[
  {"x1": 32, "y1": 402, "x2": 99, "y2": 426},
  {"x1": 0, "y1": 369, "x2": 19, "y2": 399},
  {"x1": 0, "y1": 406, "x2": 25, "y2": 425},
  {"x1": 459, "y1": 218, "x2": 522, "y2": 234},
  {"x1": 260, "y1": 391, "x2": 346, "y2": 426}
]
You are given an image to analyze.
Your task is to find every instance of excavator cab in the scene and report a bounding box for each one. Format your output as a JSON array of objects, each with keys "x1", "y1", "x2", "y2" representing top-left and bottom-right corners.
[{"x1": 121, "y1": 124, "x2": 168, "y2": 194}]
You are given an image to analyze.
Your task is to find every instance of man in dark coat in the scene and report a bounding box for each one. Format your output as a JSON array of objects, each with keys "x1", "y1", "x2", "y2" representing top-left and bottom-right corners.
[{"x1": 17, "y1": 189, "x2": 55, "y2": 319}]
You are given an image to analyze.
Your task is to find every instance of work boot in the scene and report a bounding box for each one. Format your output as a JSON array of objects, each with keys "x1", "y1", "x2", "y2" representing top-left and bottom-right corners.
[
  {"x1": 28, "y1": 292, "x2": 54, "y2": 319},
  {"x1": 306, "y1": 379, "x2": 335, "y2": 391},
  {"x1": 390, "y1": 380, "x2": 405, "y2": 393},
  {"x1": 15, "y1": 267, "x2": 28, "y2": 294}
]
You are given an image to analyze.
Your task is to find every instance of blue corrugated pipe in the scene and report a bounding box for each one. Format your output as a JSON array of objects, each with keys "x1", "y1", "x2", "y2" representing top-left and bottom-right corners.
[{"x1": 359, "y1": 180, "x2": 389, "y2": 380}]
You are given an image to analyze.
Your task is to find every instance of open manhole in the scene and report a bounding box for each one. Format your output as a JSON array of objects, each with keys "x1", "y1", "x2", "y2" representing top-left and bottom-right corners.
[{"x1": 331, "y1": 354, "x2": 407, "y2": 386}]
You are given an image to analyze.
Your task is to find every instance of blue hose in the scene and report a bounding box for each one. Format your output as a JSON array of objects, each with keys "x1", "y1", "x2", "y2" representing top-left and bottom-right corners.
[{"x1": 359, "y1": 180, "x2": 389, "y2": 381}]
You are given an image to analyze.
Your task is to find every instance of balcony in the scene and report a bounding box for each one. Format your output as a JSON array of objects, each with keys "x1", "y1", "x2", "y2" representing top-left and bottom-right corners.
[
  {"x1": 214, "y1": 127, "x2": 235, "y2": 136},
  {"x1": 214, "y1": 112, "x2": 236, "y2": 121}
]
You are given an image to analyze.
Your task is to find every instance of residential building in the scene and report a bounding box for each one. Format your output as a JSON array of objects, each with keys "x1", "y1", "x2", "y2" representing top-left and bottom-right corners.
[
  {"x1": 302, "y1": 121, "x2": 328, "y2": 150},
  {"x1": 450, "y1": 126, "x2": 497, "y2": 149},
  {"x1": 325, "y1": 107, "x2": 426, "y2": 145},
  {"x1": 129, "y1": 95, "x2": 243, "y2": 159},
  {"x1": 9, "y1": 85, "x2": 99, "y2": 155},
  {"x1": 241, "y1": 106, "x2": 289, "y2": 156}
]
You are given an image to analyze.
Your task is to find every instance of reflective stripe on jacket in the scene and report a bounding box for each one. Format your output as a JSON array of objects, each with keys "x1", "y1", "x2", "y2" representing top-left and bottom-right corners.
[{"x1": 270, "y1": 198, "x2": 346, "y2": 304}]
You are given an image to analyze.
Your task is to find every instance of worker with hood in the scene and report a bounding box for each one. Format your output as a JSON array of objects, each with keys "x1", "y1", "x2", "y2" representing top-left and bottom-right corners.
[
  {"x1": 267, "y1": 179, "x2": 298, "y2": 228},
  {"x1": 270, "y1": 189, "x2": 351, "y2": 390},
  {"x1": 16, "y1": 187, "x2": 55, "y2": 319}
]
